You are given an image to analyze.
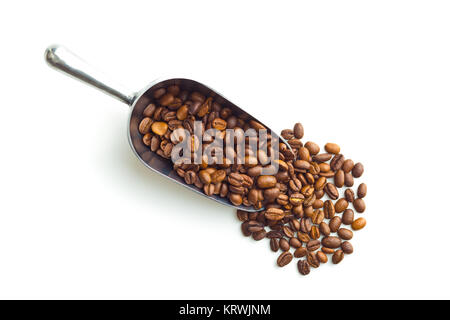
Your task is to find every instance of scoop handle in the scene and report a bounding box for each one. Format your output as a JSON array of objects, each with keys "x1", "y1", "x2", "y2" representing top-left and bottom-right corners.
[{"x1": 45, "y1": 45, "x2": 135, "y2": 105}]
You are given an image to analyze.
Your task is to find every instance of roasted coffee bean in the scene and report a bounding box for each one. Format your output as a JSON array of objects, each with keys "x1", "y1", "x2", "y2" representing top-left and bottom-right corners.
[
  {"x1": 353, "y1": 198, "x2": 366, "y2": 213},
  {"x1": 277, "y1": 251, "x2": 293, "y2": 267},
  {"x1": 265, "y1": 208, "x2": 285, "y2": 221},
  {"x1": 139, "y1": 117, "x2": 153, "y2": 134},
  {"x1": 344, "y1": 172, "x2": 354, "y2": 187},
  {"x1": 304, "y1": 141, "x2": 320, "y2": 155},
  {"x1": 236, "y1": 210, "x2": 249, "y2": 222},
  {"x1": 283, "y1": 226, "x2": 295, "y2": 238},
  {"x1": 266, "y1": 230, "x2": 284, "y2": 239},
  {"x1": 341, "y1": 241, "x2": 354, "y2": 254},
  {"x1": 279, "y1": 238, "x2": 290, "y2": 251},
  {"x1": 323, "y1": 200, "x2": 335, "y2": 219},
  {"x1": 298, "y1": 147, "x2": 310, "y2": 161},
  {"x1": 307, "y1": 239, "x2": 321, "y2": 251},
  {"x1": 184, "y1": 170, "x2": 197, "y2": 185},
  {"x1": 335, "y1": 198, "x2": 349, "y2": 213},
  {"x1": 325, "y1": 143, "x2": 340, "y2": 154},
  {"x1": 329, "y1": 216, "x2": 342, "y2": 233},
  {"x1": 281, "y1": 129, "x2": 294, "y2": 140},
  {"x1": 257, "y1": 175, "x2": 277, "y2": 189},
  {"x1": 298, "y1": 260, "x2": 310, "y2": 275},
  {"x1": 289, "y1": 237, "x2": 302, "y2": 248},
  {"x1": 314, "y1": 176, "x2": 327, "y2": 191},
  {"x1": 317, "y1": 251, "x2": 328, "y2": 263},
  {"x1": 312, "y1": 199, "x2": 323, "y2": 209},
  {"x1": 294, "y1": 247, "x2": 308, "y2": 258},
  {"x1": 293, "y1": 123, "x2": 304, "y2": 139},
  {"x1": 342, "y1": 209, "x2": 355, "y2": 225},
  {"x1": 300, "y1": 217, "x2": 312, "y2": 233},
  {"x1": 252, "y1": 230, "x2": 267, "y2": 241},
  {"x1": 313, "y1": 153, "x2": 333, "y2": 163},
  {"x1": 289, "y1": 219, "x2": 301, "y2": 231},
  {"x1": 352, "y1": 217, "x2": 366, "y2": 230},
  {"x1": 334, "y1": 169, "x2": 345, "y2": 188},
  {"x1": 151, "y1": 121, "x2": 168, "y2": 136},
  {"x1": 319, "y1": 222, "x2": 331, "y2": 236},
  {"x1": 247, "y1": 221, "x2": 264, "y2": 233},
  {"x1": 324, "y1": 183, "x2": 339, "y2": 200},
  {"x1": 342, "y1": 159, "x2": 354, "y2": 173},
  {"x1": 330, "y1": 154, "x2": 345, "y2": 171},
  {"x1": 241, "y1": 222, "x2": 251, "y2": 237},
  {"x1": 293, "y1": 160, "x2": 310, "y2": 170},
  {"x1": 310, "y1": 226, "x2": 320, "y2": 240},
  {"x1": 332, "y1": 250, "x2": 344, "y2": 264},
  {"x1": 344, "y1": 189, "x2": 355, "y2": 203},
  {"x1": 357, "y1": 183, "x2": 367, "y2": 198},
  {"x1": 311, "y1": 210, "x2": 325, "y2": 224},
  {"x1": 270, "y1": 238, "x2": 280, "y2": 252},
  {"x1": 307, "y1": 252, "x2": 320, "y2": 268},
  {"x1": 337, "y1": 228, "x2": 353, "y2": 240},
  {"x1": 352, "y1": 162, "x2": 364, "y2": 178},
  {"x1": 322, "y1": 236, "x2": 342, "y2": 249},
  {"x1": 297, "y1": 232, "x2": 311, "y2": 243},
  {"x1": 322, "y1": 247, "x2": 335, "y2": 254}
]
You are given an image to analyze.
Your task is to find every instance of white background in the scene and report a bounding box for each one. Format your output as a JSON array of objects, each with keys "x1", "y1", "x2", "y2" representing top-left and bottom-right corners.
[{"x1": 0, "y1": 0, "x2": 449, "y2": 299}]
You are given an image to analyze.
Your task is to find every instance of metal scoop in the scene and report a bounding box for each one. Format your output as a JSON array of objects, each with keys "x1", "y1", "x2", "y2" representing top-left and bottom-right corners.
[{"x1": 45, "y1": 45, "x2": 291, "y2": 212}]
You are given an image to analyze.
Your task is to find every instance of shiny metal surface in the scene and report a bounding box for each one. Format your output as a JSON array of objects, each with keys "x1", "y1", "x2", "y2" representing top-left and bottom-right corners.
[{"x1": 45, "y1": 45, "x2": 291, "y2": 212}]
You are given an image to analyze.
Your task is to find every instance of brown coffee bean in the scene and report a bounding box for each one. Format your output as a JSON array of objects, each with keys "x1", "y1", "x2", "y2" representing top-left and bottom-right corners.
[
  {"x1": 314, "y1": 176, "x2": 327, "y2": 191},
  {"x1": 357, "y1": 183, "x2": 367, "y2": 198},
  {"x1": 294, "y1": 247, "x2": 308, "y2": 258},
  {"x1": 321, "y1": 247, "x2": 335, "y2": 254},
  {"x1": 337, "y1": 228, "x2": 353, "y2": 240},
  {"x1": 304, "y1": 142, "x2": 320, "y2": 155},
  {"x1": 300, "y1": 217, "x2": 312, "y2": 233},
  {"x1": 344, "y1": 172, "x2": 354, "y2": 187},
  {"x1": 353, "y1": 198, "x2": 366, "y2": 213},
  {"x1": 293, "y1": 160, "x2": 311, "y2": 170},
  {"x1": 297, "y1": 232, "x2": 310, "y2": 243},
  {"x1": 198, "y1": 170, "x2": 212, "y2": 184},
  {"x1": 266, "y1": 230, "x2": 283, "y2": 239},
  {"x1": 252, "y1": 229, "x2": 267, "y2": 241},
  {"x1": 139, "y1": 117, "x2": 153, "y2": 134},
  {"x1": 289, "y1": 237, "x2": 302, "y2": 248},
  {"x1": 317, "y1": 251, "x2": 328, "y2": 263},
  {"x1": 313, "y1": 153, "x2": 332, "y2": 163},
  {"x1": 310, "y1": 226, "x2": 320, "y2": 240},
  {"x1": 247, "y1": 221, "x2": 264, "y2": 233},
  {"x1": 334, "y1": 169, "x2": 345, "y2": 188},
  {"x1": 236, "y1": 210, "x2": 249, "y2": 222},
  {"x1": 293, "y1": 123, "x2": 304, "y2": 139},
  {"x1": 329, "y1": 216, "x2": 342, "y2": 233},
  {"x1": 229, "y1": 193, "x2": 243, "y2": 206},
  {"x1": 342, "y1": 209, "x2": 355, "y2": 225},
  {"x1": 307, "y1": 252, "x2": 320, "y2": 268},
  {"x1": 159, "y1": 93, "x2": 175, "y2": 106},
  {"x1": 279, "y1": 238, "x2": 290, "y2": 251},
  {"x1": 332, "y1": 249, "x2": 344, "y2": 264},
  {"x1": 352, "y1": 217, "x2": 366, "y2": 230},
  {"x1": 319, "y1": 222, "x2": 331, "y2": 236},
  {"x1": 341, "y1": 241, "x2": 354, "y2": 254},
  {"x1": 265, "y1": 208, "x2": 285, "y2": 221},
  {"x1": 335, "y1": 198, "x2": 349, "y2": 213},
  {"x1": 277, "y1": 251, "x2": 293, "y2": 267},
  {"x1": 298, "y1": 260, "x2": 310, "y2": 275},
  {"x1": 289, "y1": 219, "x2": 301, "y2": 231},
  {"x1": 324, "y1": 183, "x2": 339, "y2": 200},
  {"x1": 322, "y1": 236, "x2": 342, "y2": 249},
  {"x1": 330, "y1": 154, "x2": 345, "y2": 171},
  {"x1": 270, "y1": 238, "x2": 280, "y2": 252},
  {"x1": 344, "y1": 189, "x2": 355, "y2": 203},
  {"x1": 342, "y1": 159, "x2": 354, "y2": 173},
  {"x1": 289, "y1": 193, "x2": 305, "y2": 206},
  {"x1": 151, "y1": 121, "x2": 168, "y2": 136},
  {"x1": 325, "y1": 143, "x2": 340, "y2": 154},
  {"x1": 311, "y1": 210, "x2": 325, "y2": 224},
  {"x1": 307, "y1": 239, "x2": 321, "y2": 251},
  {"x1": 153, "y1": 87, "x2": 166, "y2": 99},
  {"x1": 298, "y1": 147, "x2": 310, "y2": 161},
  {"x1": 323, "y1": 200, "x2": 335, "y2": 219},
  {"x1": 257, "y1": 175, "x2": 277, "y2": 188},
  {"x1": 281, "y1": 129, "x2": 294, "y2": 140},
  {"x1": 312, "y1": 199, "x2": 323, "y2": 209},
  {"x1": 352, "y1": 162, "x2": 364, "y2": 178},
  {"x1": 283, "y1": 226, "x2": 295, "y2": 238}
]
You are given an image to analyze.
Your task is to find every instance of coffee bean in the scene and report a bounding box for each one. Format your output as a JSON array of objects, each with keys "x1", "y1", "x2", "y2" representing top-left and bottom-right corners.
[
  {"x1": 293, "y1": 160, "x2": 311, "y2": 170},
  {"x1": 294, "y1": 247, "x2": 308, "y2": 258},
  {"x1": 344, "y1": 189, "x2": 355, "y2": 202},
  {"x1": 329, "y1": 216, "x2": 342, "y2": 233},
  {"x1": 310, "y1": 225, "x2": 320, "y2": 240},
  {"x1": 319, "y1": 222, "x2": 331, "y2": 236},
  {"x1": 313, "y1": 153, "x2": 333, "y2": 163},
  {"x1": 322, "y1": 236, "x2": 342, "y2": 249},
  {"x1": 279, "y1": 238, "x2": 290, "y2": 251},
  {"x1": 353, "y1": 198, "x2": 366, "y2": 213},
  {"x1": 322, "y1": 247, "x2": 335, "y2": 254},
  {"x1": 139, "y1": 117, "x2": 153, "y2": 134},
  {"x1": 342, "y1": 159, "x2": 354, "y2": 173},
  {"x1": 324, "y1": 183, "x2": 339, "y2": 200},
  {"x1": 323, "y1": 200, "x2": 336, "y2": 219},
  {"x1": 335, "y1": 198, "x2": 349, "y2": 213},
  {"x1": 298, "y1": 147, "x2": 310, "y2": 161},
  {"x1": 297, "y1": 232, "x2": 310, "y2": 243},
  {"x1": 317, "y1": 251, "x2": 328, "y2": 263},
  {"x1": 252, "y1": 229, "x2": 267, "y2": 241},
  {"x1": 277, "y1": 251, "x2": 293, "y2": 267},
  {"x1": 332, "y1": 250, "x2": 344, "y2": 264},
  {"x1": 330, "y1": 154, "x2": 345, "y2": 171},
  {"x1": 337, "y1": 228, "x2": 353, "y2": 240},
  {"x1": 344, "y1": 172, "x2": 354, "y2": 187},
  {"x1": 304, "y1": 141, "x2": 320, "y2": 155},
  {"x1": 282, "y1": 226, "x2": 295, "y2": 238},
  {"x1": 298, "y1": 260, "x2": 310, "y2": 275},
  {"x1": 352, "y1": 162, "x2": 364, "y2": 178},
  {"x1": 307, "y1": 252, "x2": 320, "y2": 268},
  {"x1": 266, "y1": 230, "x2": 283, "y2": 239},
  {"x1": 257, "y1": 175, "x2": 277, "y2": 189},
  {"x1": 270, "y1": 238, "x2": 280, "y2": 252},
  {"x1": 241, "y1": 222, "x2": 251, "y2": 237},
  {"x1": 281, "y1": 129, "x2": 294, "y2": 140},
  {"x1": 236, "y1": 210, "x2": 249, "y2": 222},
  {"x1": 325, "y1": 143, "x2": 340, "y2": 154},
  {"x1": 265, "y1": 208, "x2": 285, "y2": 221},
  {"x1": 300, "y1": 217, "x2": 312, "y2": 233},
  {"x1": 342, "y1": 209, "x2": 355, "y2": 225},
  {"x1": 334, "y1": 169, "x2": 345, "y2": 188},
  {"x1": 151, "y1": 121, "x2": 168, "y2": 136},
  {"x1": 341, "y1": 241, "x2": 354, "y2": 254},
  {"x1": 352, "y1": 217, "x2": 366, "y2": 231},
  {"x1": 247, "y1": 221, "x2": 264, "y2": 233},
  {"x1": 293, "y1": 123, "x2": 304, "y2": 139},
  {"x1": 357, "y1": 183, "x2": 367, "y2": 198},
  {"x1": 307, "y1": 239, "x2": 321, "y2": 251},
  {"x1": 289, "y1": 237, "x2": 302, "y2": 248}
]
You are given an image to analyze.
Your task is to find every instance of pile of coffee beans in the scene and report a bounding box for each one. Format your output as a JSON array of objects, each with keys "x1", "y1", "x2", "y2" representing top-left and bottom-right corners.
[
  {"x1": 237, "y1": 123, "x2": 367, "y2": 275},
  {"x1": 138, "y1": 84, "x2": 284, "y2": 208}
]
